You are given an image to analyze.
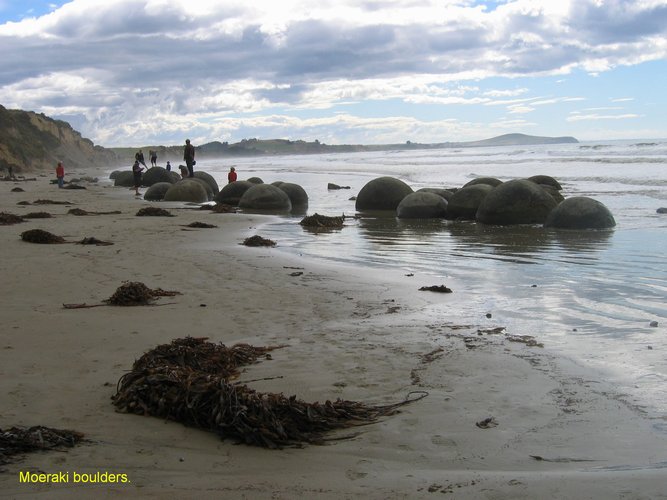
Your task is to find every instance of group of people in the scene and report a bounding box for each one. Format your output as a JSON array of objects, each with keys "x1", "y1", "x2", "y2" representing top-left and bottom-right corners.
[
  {"x1": 54, "y1": 139, "x2": 239, "y2": 197},
  {"x1": 127, "y1": 139, "x2": 238, "y2": 197}
]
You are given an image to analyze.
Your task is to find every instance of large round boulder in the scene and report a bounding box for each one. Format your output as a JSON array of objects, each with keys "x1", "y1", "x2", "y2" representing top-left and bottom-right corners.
[
  {"x1": 476, "y1": 179, "x2": 557, "y2": 225},
  {"x1": 113, "y1": 170, "x2": 135, "y2": 187},
  {"x1": 142, "y1": 167, "x2": 175, "y2": 187},
  {"x1": 397, "y1": 192, "x2": 448, "y2": 219},
  {"x1": 163, "y1": 179, "x2": 209, "y2": 203},
  {"x1": 544, "y1": 196, "x2": 616, "y2": 229},
  {"x1": 527, "y1": 175, "x2": 562, "y2": 190},
  {"x1": 277, "y1": 182, "x2": 308, "y2": 208},
  {"x1": 355, "y1": 176, "x2": 413, "y2": 211},
  {"x1": 246, "y1": 177, "x2": 264, "y2": 184},
  {"x1": 463, "y1": 177, "x2": 503, "y2": 188},
  {"x1": 446, "y1": 184, "x2": 493, "y2": 220},
  {"x1": 193, "y1": 171, "x2": 220, "y2": 195},
  {"x1": 239, "y1": 184, "x2": 292, "y2": 211},
  {"x1": 214, "y1": 180, "x2": 253, "y2": 205},
  {"x1": 143, "y1": 182, "x2": 173, "y2": 201}
]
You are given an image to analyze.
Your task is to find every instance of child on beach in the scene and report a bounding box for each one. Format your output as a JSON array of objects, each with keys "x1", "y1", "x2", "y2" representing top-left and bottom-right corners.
[
  {"x1": 179, "y1": 165, "x2": 188, "y2": 179},
  {"x1": 132, "y1": 160, "x2": 144, "y2": 196},
  {"x1": 228, "y1": 166, "x2": 237, "y2": 183},
  {"x1": 55, "y1": 162, "x2": 65, "y2": 188}
]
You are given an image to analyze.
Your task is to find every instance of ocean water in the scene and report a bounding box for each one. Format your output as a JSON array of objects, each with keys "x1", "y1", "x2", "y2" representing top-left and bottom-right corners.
[{"x1": 192, "y1": 140, "x2": 667, "y2": 417}]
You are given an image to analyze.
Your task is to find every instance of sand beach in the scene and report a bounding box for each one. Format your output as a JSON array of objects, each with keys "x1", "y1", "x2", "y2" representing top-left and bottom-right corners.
[{"x1": 1, "y1": 167, "x2": 667, "y2": 499}]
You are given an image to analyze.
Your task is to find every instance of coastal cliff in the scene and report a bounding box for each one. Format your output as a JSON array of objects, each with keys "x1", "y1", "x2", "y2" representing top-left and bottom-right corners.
[{"x1": 0, "y1": 105, "x2": 117, "y2": 174}]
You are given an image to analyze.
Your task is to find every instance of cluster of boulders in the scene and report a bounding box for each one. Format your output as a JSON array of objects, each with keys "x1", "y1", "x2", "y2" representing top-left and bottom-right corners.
[
  {"x1": 110, "y1": 167, "x2": 616, "y2": 229},
  {"x1": 109, "y1": 168, "x2": 308, "y2": 212},
  {"x1": 355, "y1": 175, "x2": 616, "y2": 229}
]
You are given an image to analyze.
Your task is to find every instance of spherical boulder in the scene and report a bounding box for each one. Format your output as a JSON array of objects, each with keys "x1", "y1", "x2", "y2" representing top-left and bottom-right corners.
[
  {"x1": 463, "y1": 177, "x2": 503, "y2": 188},
  {"x1": 113, "y1": 170, "x2": 135, "y2": 187},
  {"x1": 239, "y1": 184, "x2": 292, "y2": 211},
  {"x1": 355, "y1": 176, "x2": 414, "y2": 211},
  {"x1": 142, "y1": 167, "x2": 175, "y2": 187},
  {"x1": 397, "y1": 192, "x2": 448, "y2": 219},
  {"x1": 214, "y1": 180, "x2": 253, "y2": 205},
  {"x1": 109, "y1": 170, "x2": 122, "y2": 180},
  {"x1": 527, "y1": 175, "x2": 562, "y2": 190},
  {"x1": 476, "y1": 179, "x2": 557, "y2": 225},
  {"x1": 246, "y1": 177, "x2": 264, "y2": 184},
  {"x1": 544, "y1": 196, "x2": 616, "y2": 229},
  {"x1": 163, "y1": 179, "x2": 209, "y2": 203},
  {"x1": 446, "y1": 184, "x2": 493, "y2": 220},
  {"x1": 143, "y1": 182, "x2": 173, "y2": 201},
  {"x1": 193, "y1": 171, "x2": 220, "y2": 195},
  {"x1": 277, "y1": 182, "x2": 308, "y2": 208}
]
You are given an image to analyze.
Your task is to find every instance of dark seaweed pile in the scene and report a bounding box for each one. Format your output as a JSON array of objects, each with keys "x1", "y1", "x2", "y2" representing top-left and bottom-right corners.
[
  {"x1": 242, "y1": 235, "x2": 276, "y2": 247},
  {"x1": 105, "y1": 281, "x2": 180, "y2": 306},
  {"x1": 20, "y1": 229, "x2": 65, "y2": 244},
  {"x1": 112, "y1": 337, "x2": 421, "y2": 448},
  {"x1": 0, "y1": 426, "x2": 84, "y2": 465}
]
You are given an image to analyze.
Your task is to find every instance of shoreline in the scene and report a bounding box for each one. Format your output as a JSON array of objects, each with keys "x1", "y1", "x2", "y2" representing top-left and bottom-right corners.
[{"x1": 2, "y1": 169, "x2": 667, "y2": 498}]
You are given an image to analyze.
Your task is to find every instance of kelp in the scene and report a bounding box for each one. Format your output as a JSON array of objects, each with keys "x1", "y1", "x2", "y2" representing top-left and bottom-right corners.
[
  {"x1": 0, "y1": 426, "x2": 84, "y2": 465},
  {"x1": 242, "y1": 235, "x2": 276, "y2": 247},
  {"x1": 299, "y1": 213, "x2": 345, "y2": 229},
  {"x1": 20, "y1": 229, "x2": 65, "y2": 244},
  {"x1": 136, "y1": 207, "x2": 173, "y2": 217},
  {"x1": 112, "y1": 337, "x2": 425, "y2": 448},
  {"x1": 105, "y1": 281, "x2": 181, "y2": 306},
  {"x1": 0, "y1": 212, "x2": 24, "y2": 225}
]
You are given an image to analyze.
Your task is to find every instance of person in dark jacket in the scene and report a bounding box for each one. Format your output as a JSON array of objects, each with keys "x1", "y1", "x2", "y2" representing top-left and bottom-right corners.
[{"x1": 183, "y1": 139, "x2": 195, "y2": 177}]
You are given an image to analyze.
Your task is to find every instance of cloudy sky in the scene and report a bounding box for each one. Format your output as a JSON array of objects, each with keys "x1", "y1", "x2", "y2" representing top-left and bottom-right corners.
[{"x1": 1, "y1": 0, "x2": 666, "y2": 147}]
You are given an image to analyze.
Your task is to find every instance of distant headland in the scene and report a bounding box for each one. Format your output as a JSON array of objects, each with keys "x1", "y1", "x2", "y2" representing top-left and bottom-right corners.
[{"x1": 0, "y1": 105, "x2": 578, "y2": 173}]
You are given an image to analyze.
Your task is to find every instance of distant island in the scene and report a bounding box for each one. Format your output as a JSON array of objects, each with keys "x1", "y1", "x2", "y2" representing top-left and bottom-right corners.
[{"x1": 0, "y1": 105, "x2": 578, "y2": 173}]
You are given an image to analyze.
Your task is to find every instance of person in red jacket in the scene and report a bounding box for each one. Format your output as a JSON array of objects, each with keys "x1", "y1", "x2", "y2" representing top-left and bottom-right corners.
[
  {"x1": 56, "y1": 162, "x2": 65, "y2": 188},
  {"x1": 227, "y1": 166, "x2": 237, "y2": 183}
]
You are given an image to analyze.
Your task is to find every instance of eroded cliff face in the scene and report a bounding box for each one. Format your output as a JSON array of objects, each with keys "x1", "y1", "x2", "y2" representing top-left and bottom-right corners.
[{"x1": 0, "y1": 105, "x2": 117, "y2": 174}]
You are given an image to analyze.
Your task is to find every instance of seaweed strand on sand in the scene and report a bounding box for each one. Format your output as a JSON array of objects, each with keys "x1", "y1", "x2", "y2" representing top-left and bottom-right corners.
[
  {"x1": 112, "y1": 337, "x2": 425, "y2": 448},
  {"x1": 0, "y1": 426, "x2": 85, "y2": 465}
]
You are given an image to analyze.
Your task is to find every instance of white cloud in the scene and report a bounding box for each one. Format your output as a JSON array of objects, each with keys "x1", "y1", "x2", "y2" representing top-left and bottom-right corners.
[
  {"x1": 567, "y1": 112, "x2": 642, "y2": 122},
  {"x1": 0, "y1": 0, "x2": 665, "y2": 144}
]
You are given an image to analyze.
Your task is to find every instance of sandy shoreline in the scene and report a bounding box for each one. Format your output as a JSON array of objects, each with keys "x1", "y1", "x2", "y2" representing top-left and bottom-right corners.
[{"x1": 1, "y1": 169, "x2": 667, "y2": 499}]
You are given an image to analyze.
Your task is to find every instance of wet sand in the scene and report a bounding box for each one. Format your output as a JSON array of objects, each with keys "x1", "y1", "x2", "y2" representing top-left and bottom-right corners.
[{"x1": 1, "y1": 171, "x2": 666, "y2": 499}]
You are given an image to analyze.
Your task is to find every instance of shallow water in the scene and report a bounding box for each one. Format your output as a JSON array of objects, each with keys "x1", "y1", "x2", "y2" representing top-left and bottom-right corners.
[{"x1": 192, "y1": 140, "x2": 667, "y2": 416}]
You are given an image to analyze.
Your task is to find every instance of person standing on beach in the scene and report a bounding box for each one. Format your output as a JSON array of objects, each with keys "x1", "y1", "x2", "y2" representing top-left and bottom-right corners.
[
  {"x1": 183, "y1": 139, "x2": 195, "y2": 177},
  {"x1": 136, "y1": 150, "x2": 147, "y2": 168},
  {"x1": 228, "y1": 166, "x2": 237, "y2": 183},
  {"x1": 166, "y1": 161, "x2": 171, "y2": 172},
  {"x1": 55, "y1": 161, "x2": 65, "y2": 188},
  {"x1": 132, "y1": 160, "x2": 144, "y2": 196},
  {"x1": 150, "y1": 150, "x2": 158, "y2": 167}
]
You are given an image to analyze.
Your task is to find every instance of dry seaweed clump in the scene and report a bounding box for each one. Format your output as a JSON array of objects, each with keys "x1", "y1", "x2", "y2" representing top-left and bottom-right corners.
[
  {"x1": 68, "y1": 208, "x2": 90, "y2": 216},
  {"x1": 300, "y1": 213, "x2": 344, "y2": 229},
  {"x1": 0, "y1": 426, "x2": 85, "y2": 465},
  {"x1": 185, "y1": 221, "x2": 218, "y2": 228},
  {"x1": 22, "y1": 212, "x2": 53, "y2": 219},
  {"x1": 0, "y1": 212, "x2": 24, "y2": 225},
  {"x1": 105, "y1": 281, "x2": 181, "y2": 306},
  {"x1": 243, "y1": 235, "x2": 276, "y2": 247},
  {"x1": 112, "y1": 337, "x2": 424, "y2": 448},
  {"x1": 136, "y1": 207, "x2": 174, "y2": 217},
  {"x1": 21, "y1": 229, "x2": 65, "y2": 244}
]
